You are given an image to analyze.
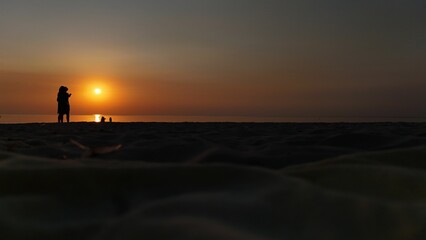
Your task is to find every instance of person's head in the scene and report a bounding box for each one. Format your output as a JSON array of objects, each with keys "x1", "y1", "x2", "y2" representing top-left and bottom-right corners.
[{"x1": 59, "y1": 86, "x2": 68, "y2": 93}]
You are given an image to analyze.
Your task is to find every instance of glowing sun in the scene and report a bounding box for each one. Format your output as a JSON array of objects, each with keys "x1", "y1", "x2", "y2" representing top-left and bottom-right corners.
[{"x1": 94, "y1": 88, "x2": 102, "y2": 95}]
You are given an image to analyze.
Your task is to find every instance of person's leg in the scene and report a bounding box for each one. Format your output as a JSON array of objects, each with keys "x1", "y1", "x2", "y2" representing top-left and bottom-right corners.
[
  {"x1": 58, "y1": 114, "x2": 63, "y2": 123},
  {"x1": 66, "y1": 113, "x2": 70, "y2": 123}
]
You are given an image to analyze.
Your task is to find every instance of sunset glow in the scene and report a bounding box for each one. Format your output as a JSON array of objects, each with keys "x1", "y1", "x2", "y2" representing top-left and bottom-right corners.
[
  {"x1": 0, "y1": 1, "x2": 425, "y2": 118},
  {"x1": 81, "y1": 80, "x2": 112, "y2": 104}
]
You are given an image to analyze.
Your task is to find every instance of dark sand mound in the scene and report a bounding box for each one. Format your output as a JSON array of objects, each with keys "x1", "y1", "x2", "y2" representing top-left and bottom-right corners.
[
  {"x1": 1, "y1": 123, "x2": 426, "y2": 239},
  {"x1": 0, "y1": 147, "x2": 426, "y2": 239}
]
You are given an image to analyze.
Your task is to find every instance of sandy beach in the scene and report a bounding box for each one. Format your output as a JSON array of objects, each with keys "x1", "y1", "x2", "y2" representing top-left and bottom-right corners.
[{"x1": 1, "y1": 122, "x2": 426, "y2": 239}]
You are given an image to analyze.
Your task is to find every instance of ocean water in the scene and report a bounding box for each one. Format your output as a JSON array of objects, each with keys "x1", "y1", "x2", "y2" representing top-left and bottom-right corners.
[
  {"x1": 0, "y1": 114, "x2": 296, "y2": 123},
  {"x1": 0, "y1": 114, "x2": 425, "y2": 123}
]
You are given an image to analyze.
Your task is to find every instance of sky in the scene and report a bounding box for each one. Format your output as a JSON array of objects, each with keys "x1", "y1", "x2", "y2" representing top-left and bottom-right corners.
[{"x1": 0, "y1": 0, "x2": 425, "y2": 117}]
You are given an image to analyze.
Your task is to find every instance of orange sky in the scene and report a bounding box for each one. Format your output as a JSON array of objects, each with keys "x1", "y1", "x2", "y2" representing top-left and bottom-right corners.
[
  {"x1": 1, "y1": 1, "x2": 425, "y2": 118},
  {"x1": 1, "y1": 68, "x2": 425, "y2": 117}
]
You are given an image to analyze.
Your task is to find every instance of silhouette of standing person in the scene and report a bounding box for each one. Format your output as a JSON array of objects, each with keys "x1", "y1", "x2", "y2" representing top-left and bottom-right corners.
[{"x1": 57, "y1": 86, "x2": 72, "y2": 123}]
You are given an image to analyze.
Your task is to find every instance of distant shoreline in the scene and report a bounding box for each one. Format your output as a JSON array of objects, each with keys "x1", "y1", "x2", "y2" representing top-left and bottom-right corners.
[
  {"x1": 1, "y1": 121, "x2": 426, "y2": 125},
  {"x1": 1, "y1": 114, "x2": 425, "y2": 124}
]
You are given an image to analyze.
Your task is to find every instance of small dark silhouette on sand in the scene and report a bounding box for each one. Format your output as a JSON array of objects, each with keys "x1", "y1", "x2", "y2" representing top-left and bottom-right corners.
[
  {"x1": 101, "y1": 116, "x2": 106, "y2": 123},
  {"x1": 109, "y1": 117, "x2": 112, "y2": 123},
  {"x1": 57, "y1": 86, "x2": 71, "y2": 123}
]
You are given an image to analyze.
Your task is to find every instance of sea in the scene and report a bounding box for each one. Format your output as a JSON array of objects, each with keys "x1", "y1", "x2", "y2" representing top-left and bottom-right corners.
[{"x1": 0, "y1": 114, "x2": 425, "y2": 123}]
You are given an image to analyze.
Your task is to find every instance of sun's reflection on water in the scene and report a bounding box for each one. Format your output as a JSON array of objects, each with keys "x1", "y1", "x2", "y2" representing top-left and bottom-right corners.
[{"x1": 94, "y1": 114, "x2": 101, "y2": 123}]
